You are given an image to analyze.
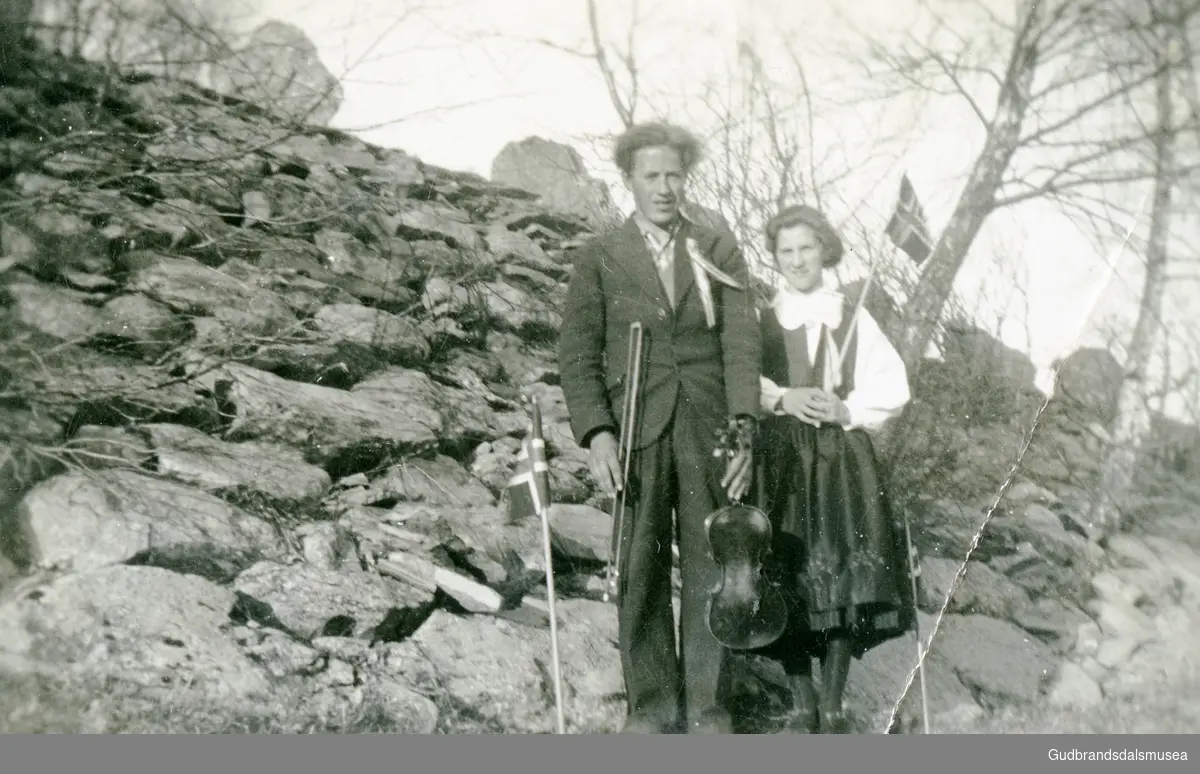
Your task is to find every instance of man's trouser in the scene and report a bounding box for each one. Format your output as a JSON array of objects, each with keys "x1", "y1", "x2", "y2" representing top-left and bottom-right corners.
[{"x1": 615, "y1": 398, "x2": 729, "y2": 728}]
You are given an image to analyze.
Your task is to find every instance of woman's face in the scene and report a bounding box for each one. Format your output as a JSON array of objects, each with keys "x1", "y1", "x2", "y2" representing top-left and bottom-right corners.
[{"x1": 774, "y1": 223, "x2": 826, "y2": 293}]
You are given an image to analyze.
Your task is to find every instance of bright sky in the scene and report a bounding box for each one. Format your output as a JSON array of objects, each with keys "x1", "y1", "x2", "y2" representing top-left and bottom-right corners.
[{"x1": 245, "y1": 0, "x2": 1197, "y2": 421}]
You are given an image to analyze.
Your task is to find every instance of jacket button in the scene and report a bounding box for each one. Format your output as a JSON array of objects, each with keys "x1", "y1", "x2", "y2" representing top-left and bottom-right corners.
[{"x1": 658, "y1": 309, "x2": 667, "y2": 319}]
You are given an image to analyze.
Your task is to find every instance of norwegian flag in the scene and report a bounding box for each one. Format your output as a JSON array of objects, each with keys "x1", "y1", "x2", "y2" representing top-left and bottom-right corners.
[
  {"x1": 903, "y1": 515, "x2": 922, "y2": 583},
  {"x1": 506, "y1": 396, "x2": 551, "y2": 521},
  {"x1": 885, "y1": 173, "x2": 934, "y2": 265}
]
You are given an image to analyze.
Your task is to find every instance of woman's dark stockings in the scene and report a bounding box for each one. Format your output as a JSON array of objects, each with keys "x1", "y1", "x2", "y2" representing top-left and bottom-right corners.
[{"x1": 818, "y1": 635, "x2": 852, "y2": 733}]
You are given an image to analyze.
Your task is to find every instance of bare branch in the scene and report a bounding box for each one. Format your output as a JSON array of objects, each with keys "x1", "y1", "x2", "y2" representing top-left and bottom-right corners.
[
  {"x1": 586, "y1": 0, "x2": 634, "y2": 128},
  {"x1": 1021, "y1": 64, "x2": 1168, "y2": 146}
]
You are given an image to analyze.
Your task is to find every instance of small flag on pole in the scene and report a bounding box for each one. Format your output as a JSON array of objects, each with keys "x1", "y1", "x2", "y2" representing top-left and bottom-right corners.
[
  {"x1": 507, "y1": 399, "x2": 551, "y2": 522},
  {"x1": 508, "y1": 395, "x2": 567, "y2": 734},
  {"x1": 904, "y1": 517, "x2": 922, "y2": 581},
  {"x1": 885, "y1": 173, "x2": 934, "y2": 265}
]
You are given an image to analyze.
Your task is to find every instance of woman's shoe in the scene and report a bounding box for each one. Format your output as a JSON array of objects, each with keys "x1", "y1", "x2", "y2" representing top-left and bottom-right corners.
[
  {"x1": 620, "y1": 714, "x2": 675, "y2": 734},
  {"x1": 783, "y1": 675, "x2": 819, "y2": 734}
]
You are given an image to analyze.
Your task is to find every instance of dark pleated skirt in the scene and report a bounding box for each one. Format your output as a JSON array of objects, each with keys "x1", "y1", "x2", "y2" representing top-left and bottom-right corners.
[{"x1": 751, "y1": 414, "x2": 916, "y2": 669}]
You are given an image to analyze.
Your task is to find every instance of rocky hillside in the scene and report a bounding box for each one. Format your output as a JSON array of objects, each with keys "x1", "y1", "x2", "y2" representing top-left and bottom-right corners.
[
  {"x1": 1, "y1": 47, "x2": 1198, "y2": 734},
  {"x1": 864, "y1": 318, "x2": 1200, "y2": 732},
  {"x1": 0, "y1": 48, "x2": 625, "y2": 734}
]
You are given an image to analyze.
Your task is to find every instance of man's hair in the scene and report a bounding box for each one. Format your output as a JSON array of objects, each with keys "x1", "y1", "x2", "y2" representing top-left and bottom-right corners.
[
  {"x1": 763, "y1": 203, "x2": 845, "y2": 268},
  {"x1": 613, "y1": 122, "x2": 703, "y2": 176}
]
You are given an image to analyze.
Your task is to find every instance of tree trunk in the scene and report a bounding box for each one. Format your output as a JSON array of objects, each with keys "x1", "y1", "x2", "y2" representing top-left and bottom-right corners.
[
  {"x1": 896, "y1": 0, "x2": 1044, "y2": 374},
  {"x1": 1088, "y1": 34, "x2": 1178, "y2": 535},
  {"x1": 0, "y1": 0, "x2": 34, "y2": 83}
]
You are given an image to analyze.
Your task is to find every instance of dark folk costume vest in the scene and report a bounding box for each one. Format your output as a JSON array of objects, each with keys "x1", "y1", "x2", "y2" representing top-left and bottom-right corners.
[{"x1": 760, "y1": 296, "x2": 859, "y2": 400}]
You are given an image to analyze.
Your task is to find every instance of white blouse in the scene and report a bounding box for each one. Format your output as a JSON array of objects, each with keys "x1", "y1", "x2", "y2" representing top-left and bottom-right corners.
[{"x1": 759, "y1": 283, "x2": 911, "y2": 434}]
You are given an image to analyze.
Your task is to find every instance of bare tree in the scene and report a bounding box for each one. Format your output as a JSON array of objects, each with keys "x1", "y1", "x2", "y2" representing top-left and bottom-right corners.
[
  {"x1": 32, "y1": 0, "x2": 256, "y2": 77},
  {"x1": 1088, "y1": 6, "x2": 1188, "y2": 533},
  {"x1": 548, "y1": 4, "x2": 899, "y2": 282},
  {"x1": 0, "y1": 0, "x2": 36, "y2": 81},
  {"x1": 851, "y1": 0, "x2": 1200, "y2": 375},
  {"x1": 481, "y1": 0, "x2": 644, "y2": 130},
  {"x1": 583, "y1": 0, "x2": 641, "y2": 129}
]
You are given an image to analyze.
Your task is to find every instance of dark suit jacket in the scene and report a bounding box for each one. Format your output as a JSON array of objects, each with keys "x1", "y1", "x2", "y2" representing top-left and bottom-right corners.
[
  {"x1": 558, "y1": 215, "x2": 761, "y2": 452},
  {"x1": 683, "y1": 202, "x2": 733, "y2": 235}
]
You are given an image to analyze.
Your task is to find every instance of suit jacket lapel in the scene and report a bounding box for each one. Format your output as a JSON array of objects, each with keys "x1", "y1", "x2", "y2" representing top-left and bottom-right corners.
[{"x1": 609, "y1": 216, "x2": 670, "y2": 310}]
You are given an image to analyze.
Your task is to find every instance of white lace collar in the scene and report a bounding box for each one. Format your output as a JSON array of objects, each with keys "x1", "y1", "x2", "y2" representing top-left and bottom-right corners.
[{"x1": 772, "y1": 279, "x2": 845, "y2": 332}]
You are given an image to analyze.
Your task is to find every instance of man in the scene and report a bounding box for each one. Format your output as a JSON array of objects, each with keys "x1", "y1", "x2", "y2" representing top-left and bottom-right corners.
[{"x1": 558, "y1": 122, "x2": 760, "y2": 734}]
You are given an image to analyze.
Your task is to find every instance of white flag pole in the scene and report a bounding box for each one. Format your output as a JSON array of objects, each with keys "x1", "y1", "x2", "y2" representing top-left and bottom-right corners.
[{"x1": 528, "y1": 398, "x2": 566, "y2": 735}]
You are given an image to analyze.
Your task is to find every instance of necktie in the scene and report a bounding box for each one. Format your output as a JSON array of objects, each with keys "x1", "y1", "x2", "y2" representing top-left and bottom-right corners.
[
  {"x1": 657, "y1": 249, "x2": 675, "y2": 308},
  {"x1": 644, "y1": 227, "x2": 675, "y2": 308}
]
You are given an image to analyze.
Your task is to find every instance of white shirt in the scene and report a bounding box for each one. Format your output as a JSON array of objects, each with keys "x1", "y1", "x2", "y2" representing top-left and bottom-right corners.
[{"x1": 759, "y1": 281, "x2": 911, "y2": 434}]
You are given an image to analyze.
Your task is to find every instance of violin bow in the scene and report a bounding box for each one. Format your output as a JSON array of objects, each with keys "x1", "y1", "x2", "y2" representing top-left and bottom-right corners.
[{"x1": 603, "y1": 322, "x2": 645, "y2": 604}]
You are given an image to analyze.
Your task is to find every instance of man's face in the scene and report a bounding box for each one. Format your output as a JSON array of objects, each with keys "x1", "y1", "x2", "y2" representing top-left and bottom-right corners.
[{"x1": 624, "y1": 145, "x2": 686, "y2": 227}]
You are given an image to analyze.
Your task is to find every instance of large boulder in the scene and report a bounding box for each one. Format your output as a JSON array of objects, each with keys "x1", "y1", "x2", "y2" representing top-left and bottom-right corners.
[
  {"x1": 0, "y1": 565, "x2": 271, "y2": 705},
  {"x1": 141, "y1": 423, "x2": 332, "y2": 505},
  {"x1": 186, "y1": 361, "x2": 442, "y2": 470},
  {"x1": 1048, "y1": 347, "x2": 1124, "y2": 428},
  {"x1": 232, "y1": 560, "x2": 437, "y2": 642},
  {"x1": 490, "y1": 137, "x2": 620, "y2": 228},
  {"x1": 846, "y1": 611, "x2": 978, "y2": 731},
  {"x1": 204, "y1": 20, "x2": 343, "y2": 125},
  {"x1": 927, "y1": 614, "x2": 1058, "y2": 705},
  {"x1": 10, "y1": 470, "x2": 285, "y2": 579},
  {"x1": 381, "y1": 599, "x2": 624, "y2": 733}
]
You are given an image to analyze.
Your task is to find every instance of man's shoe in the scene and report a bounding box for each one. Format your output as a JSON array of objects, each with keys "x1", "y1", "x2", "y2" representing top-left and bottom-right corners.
[
  {"x1": 620, "y1": 714, "x2": 672, "y2": 734},
  {"x1": 688, "y1": 708, "x2": 733, "y2": 734},
  {"x1": 819, "y1": 708, "x2": 851, "y2": 734},
  {"x1": 781, "y1": 708, "x2": 819, "y2": 734}
]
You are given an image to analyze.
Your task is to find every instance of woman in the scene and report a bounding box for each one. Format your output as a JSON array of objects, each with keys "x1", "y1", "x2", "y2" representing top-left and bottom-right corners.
[{"x1": 751, "y1": 203, "x2": 916, "y2": 734}]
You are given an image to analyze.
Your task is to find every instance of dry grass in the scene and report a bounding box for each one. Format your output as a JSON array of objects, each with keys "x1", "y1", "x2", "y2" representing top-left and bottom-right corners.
[
  {"x1": 0, "y1": 664, "x2": 624, "y2": 735},
  {"x1": 0, "y1": 669, "x2": 409, "y2": 734},
  {"x1": 4, "y1": 658, "x2": 1198, "y2": 735},
  {"x1": 935, "y1": 671, "x2": 1200, "y2": 734}
]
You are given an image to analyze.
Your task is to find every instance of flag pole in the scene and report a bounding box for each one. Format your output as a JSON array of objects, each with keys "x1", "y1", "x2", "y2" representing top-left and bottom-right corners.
[
  {"x1": 831, "y1": 246, "x2": 883, "y2": 377},
  {"x1": 884, "y1": 173, "x2": 930, "y2": 733},
  {"x1": 904, "y1": 514, "x2": 931, "y2": 735},
  {"x1": 528, "y1": 396, "x2": 567, "y2": 735}
]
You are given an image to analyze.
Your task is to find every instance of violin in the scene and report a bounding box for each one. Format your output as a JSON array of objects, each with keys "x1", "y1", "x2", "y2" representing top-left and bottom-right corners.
[
  {"x1": 704, "y1": 503, "x2": 788, "y2": 651},
  {"x1": 704, "y1": 419, "x2": 788, "y2": 651}
]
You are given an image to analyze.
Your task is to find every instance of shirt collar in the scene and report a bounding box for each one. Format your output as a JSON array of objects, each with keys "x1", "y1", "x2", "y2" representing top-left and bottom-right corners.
[{"x1": 633, "y1": 211, "x2": 682, "y2": 246}]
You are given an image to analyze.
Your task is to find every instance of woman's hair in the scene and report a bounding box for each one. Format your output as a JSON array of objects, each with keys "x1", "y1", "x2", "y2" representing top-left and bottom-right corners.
[
  {"x1": 763, "y1": 204, "x2": 844, "y2": 268},
  {"x1": 613, "y1": 122, "x2": 703, "y2": 177}
]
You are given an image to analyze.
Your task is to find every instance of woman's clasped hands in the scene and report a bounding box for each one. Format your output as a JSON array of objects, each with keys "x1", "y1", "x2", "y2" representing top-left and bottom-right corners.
[{"x1": 780, "y1": 387, "x2": 850, "y2": 427}]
